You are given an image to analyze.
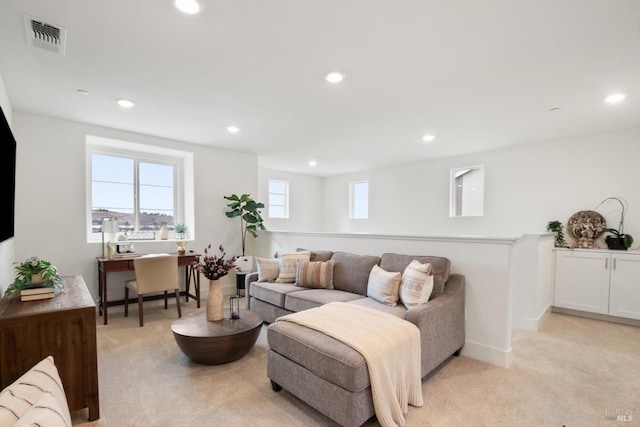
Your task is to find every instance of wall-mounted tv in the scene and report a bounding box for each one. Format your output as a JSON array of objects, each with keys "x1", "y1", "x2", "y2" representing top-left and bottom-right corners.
[{"x1": 0, "y1": 105, "x2": 16, "y2": 242}]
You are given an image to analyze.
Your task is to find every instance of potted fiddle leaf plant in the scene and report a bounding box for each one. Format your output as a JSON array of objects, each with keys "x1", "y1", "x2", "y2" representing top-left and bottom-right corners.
[
  {"x1": 597, "y1": 196, "x2": 633, "y2": 250},
  {"x1": 224, "y1": 193, "x2": 266, "y2": 272}
]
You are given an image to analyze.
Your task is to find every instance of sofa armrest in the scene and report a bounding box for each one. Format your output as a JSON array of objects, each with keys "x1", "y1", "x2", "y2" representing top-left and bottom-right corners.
[
  {"x1": 245, "y1": 272, "x2": 259, "y2": 309},
  {"x1": 405, "y1": 273, "x2": 465, "y2": 376}
]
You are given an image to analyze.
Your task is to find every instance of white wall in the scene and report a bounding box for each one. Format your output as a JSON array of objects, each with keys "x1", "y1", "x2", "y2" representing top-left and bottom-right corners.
[
  {"x1": 258, "y1": 168, "x2": 324, "y2": 232},
  {"x1": 12, "y1": 111, "x2": 258, "y2": 301},
  {"x1": 0, "y1": 74, "x2": 14, "y2": 295},
  {"x1": 321, "y1": 128, "x2": 640, "y2": 242}
]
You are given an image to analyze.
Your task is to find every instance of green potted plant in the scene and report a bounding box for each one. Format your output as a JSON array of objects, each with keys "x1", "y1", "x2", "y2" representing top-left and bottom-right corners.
[
  {"x1": 4, "y1": 256, "x2": 62, "y2": 297},
  {"x1": 603, "y1": 227, "x2": 633, "y2": 250},
  {"x1": 174, "y1": 223, "x2": 188, "y2": 240},
  {"x1": 546, "y1": 220, "x2": 569, "y2": 248},
  {"x1": 597, "y1": 196, "x2": 633, "y2": 250},
  {"x1": 224, "y1": 193, "x2": 266, "y2": 271}
]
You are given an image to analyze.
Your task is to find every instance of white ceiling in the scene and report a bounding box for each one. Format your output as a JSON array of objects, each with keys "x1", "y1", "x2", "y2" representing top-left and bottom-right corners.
[{"x1": 1, "y1": 0, "x2": 639, "y2": 177}]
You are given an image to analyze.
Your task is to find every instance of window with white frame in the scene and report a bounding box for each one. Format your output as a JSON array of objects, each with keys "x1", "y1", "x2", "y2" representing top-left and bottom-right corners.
[
  {"x1": 86, "y1": 135, "x2": 194, "y2": 241},
  {"x1": 350, "y1": 180, "x2": 369, "y2": 219},
  {"x1": 268, "y1": 179, "x2": 289, "y2": 218},
  {"x1": 450, "y1": 165, "x2": 484, "y2": 217}
]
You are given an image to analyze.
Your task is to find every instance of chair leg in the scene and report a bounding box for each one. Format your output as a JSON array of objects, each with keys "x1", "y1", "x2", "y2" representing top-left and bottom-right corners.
[
  {"x1": 175, "y1": 288, "x2": 182, "y2": 318},
  {"x1": 124, "y1": 287, "x2": 129, "y2": 317},
  {"x1": 164, "y1": 290, "x2": 168, "y2": 310},
  {"x1": 138, "y1": 294, "x2": 144, "y2": 327}
]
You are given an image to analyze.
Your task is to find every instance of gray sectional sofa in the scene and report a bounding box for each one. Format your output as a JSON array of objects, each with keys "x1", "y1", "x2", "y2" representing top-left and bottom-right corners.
[{"x1": 246, "y1": 250, "x2": 465, "y2": 427}]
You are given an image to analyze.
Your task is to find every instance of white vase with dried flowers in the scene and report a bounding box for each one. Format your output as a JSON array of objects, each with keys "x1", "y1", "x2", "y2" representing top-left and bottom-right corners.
[{"x1": 192, "y1": 244, "x2": 238, "y2": 321}]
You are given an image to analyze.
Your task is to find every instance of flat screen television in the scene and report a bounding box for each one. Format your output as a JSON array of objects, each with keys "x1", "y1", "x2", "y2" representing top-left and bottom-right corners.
[{"x1": 0, "y1": 105, "x2": 16, "y2": 242}]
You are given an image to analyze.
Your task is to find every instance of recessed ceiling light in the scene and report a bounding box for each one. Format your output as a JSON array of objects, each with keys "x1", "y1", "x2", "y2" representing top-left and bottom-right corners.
[
  {"x1": 308, "y1": 159, "x2": 318, "y2": 167},
  {"x1": 422, "y1": 134, "x2": 436, "y2": 142},
  {"x1": 605, "y1": 93, "x2": 626, "y2": 104},
  {"x1": 226, "y1": 126, "x2": 240, "y2": 134},
  {"x1": 325, "y1": 72, "x2": 345, "y2": 84},
  {"x1": 174, "y1": 0, "x2": 203, "y2": 14},
  {"x1": 77, "y1": 89, "x2": 89, "y2": 96},
  {"x1": 116, "y1": 98, "x2": 135, "y2": 108}
]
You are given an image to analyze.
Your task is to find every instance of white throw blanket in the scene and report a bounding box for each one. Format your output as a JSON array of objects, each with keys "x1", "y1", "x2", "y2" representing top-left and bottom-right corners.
[{"x1": 277, "y1": 302, "x2": 423, "y2": 427}]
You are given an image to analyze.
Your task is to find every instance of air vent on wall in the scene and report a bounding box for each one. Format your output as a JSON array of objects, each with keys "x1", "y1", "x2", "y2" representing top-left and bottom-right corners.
[{"x1": 23, "y1": 14, "x2": 67, "y2": 55}]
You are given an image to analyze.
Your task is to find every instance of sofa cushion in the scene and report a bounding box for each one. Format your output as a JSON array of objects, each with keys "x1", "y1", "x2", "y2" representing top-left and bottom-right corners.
[
  {"x1": 366, "y1": 265, "x2": 401, "y2": 306},
  {"x1": 399, "y1": 260, "x2": 435, "y2": 308},
  {"x1": 250, "y1": 281, "x2": 300, "y2": 307},
  {"x1": 296, "y1": 248, "x2": 334, "y2": 262},
  {"x1": 15, "y1": 391, "x2": 69, "y2": 427},
  {"x1": 275, "y1": 251, "x2": 311, "y2": 283},
  {"x1": 347, "y1": 297, "x2": 408, "y2": 318},
  {"x1": 255, "y1": 257, "x2": 279, "y2": 282},
  {"x1": 267, "y1": 321, "x2": 370, "y2": 392},
  {"x1": 331, "y1": 252, "x2": 381, "y2": 296},
  {"x1": 0, "y1": 356, "x2": 71, "y2": 427},
  {"x1": 380, "y1": 253, "x2": 450, "y2": 299},
  {"x1": 285, "y1": 289, "x2": 365, "y2": 312},
  {"x1": 295, "y1": 260, "x2": 335, "y2": 289}
]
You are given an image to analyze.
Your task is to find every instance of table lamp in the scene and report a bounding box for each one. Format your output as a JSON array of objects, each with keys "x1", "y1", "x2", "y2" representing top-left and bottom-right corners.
[{"x1": 101, "y1": 217, "x2": 120, "y2": 258}]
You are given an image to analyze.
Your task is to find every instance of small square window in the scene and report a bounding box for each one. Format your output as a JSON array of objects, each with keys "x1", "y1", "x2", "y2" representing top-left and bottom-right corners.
[
  {"x1": 450, "y1": 165, "x2": 484, "y2": 217},
  {"x1": 268, "y1": 179, "x2": 289, "y2": 218},
  {"x1": 350, "y1": 181, "x2": 368, "y2": 219}
]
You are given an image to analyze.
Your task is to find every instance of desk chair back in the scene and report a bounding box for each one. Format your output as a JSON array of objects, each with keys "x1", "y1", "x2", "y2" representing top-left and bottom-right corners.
[{"x1": 124, "y1": 255, "x2": 182, "y2": 326}]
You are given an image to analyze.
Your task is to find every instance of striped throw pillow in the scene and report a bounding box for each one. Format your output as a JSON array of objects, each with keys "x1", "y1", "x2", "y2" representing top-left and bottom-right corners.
[
  {"x1": 0, "y1": 356, "x2": 71, "y2": 427},
  {"x1": 295, "y1": 260, "x2": 335, "y2": 289},
  {"x1": 15, "y1": 391, "x2": 69, "y2": 427},
  {"x1": 400, "y1": 260, "x2": 434, "y2": 308}
]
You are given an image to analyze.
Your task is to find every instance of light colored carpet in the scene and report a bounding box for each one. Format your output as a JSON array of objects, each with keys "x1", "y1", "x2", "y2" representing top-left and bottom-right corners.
[{"x1": 71, "y1": 298, "x2": 640, "y2": 426}]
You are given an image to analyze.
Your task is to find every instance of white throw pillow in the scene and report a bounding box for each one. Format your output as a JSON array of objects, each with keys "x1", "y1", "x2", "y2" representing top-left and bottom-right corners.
[
  {"x1": 400, "y1": 260, "x2": 434, "y2": 308},
  {"x1": 0, "y1": 356, "x2": 71, "y2": 427},
  {"x1": 255, "y1": 257, "x2": 279, "y2": 282},
  {"x1": 275, "y1": 251, "x2": 311, "y2": 283},
  {"x1": 15, "y1": 391, "x2": 69, "y2": 427},
  {"x1": 367, "y1": 265, "x2": 402, "y2": 306}
]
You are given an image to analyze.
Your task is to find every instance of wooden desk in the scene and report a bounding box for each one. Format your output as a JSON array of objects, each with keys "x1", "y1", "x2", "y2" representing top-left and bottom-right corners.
[
  {"x1": 97, "y1": 253, "x2": 200, "y2": 325},
  {"x1": 0, "y1": 275, "x2": 99, "y2": 420}
]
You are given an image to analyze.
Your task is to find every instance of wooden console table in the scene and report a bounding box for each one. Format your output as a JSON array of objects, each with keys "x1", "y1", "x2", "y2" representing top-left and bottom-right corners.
[
  {"x1": 0, "y1": 275, "x2": 99, "y2": 421},
  {"x1": 97, "y1": 252, "x2": 201, "y2": 325}
]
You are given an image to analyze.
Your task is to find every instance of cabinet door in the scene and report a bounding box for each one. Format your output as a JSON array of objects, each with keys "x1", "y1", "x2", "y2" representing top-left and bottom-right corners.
[
  {"x1": 554, "y1": 251, "x2": 610, "y2": 314},
  {"x1": 609, "y1": 254, "x2": 640, "y2": 320}
]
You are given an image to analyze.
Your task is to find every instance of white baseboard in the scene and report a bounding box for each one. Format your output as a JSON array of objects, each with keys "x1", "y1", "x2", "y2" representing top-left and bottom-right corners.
[
  {"x1": 520, "y1": 304, "x2": 552, "y2": 332},
  {"x1": 461, "y1": 340, "x2": 512, "y2": 368}
]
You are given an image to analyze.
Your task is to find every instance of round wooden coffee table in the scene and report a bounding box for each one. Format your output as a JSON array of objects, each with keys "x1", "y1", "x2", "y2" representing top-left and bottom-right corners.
[{"x1": 171, "y1": 309, "x2": 263, "y2": 365}]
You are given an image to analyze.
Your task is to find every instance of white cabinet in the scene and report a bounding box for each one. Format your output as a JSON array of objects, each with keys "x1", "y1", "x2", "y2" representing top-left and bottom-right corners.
[
  {"x1": 554, "y1": 249, "x2": 640, "y2": 321},
  {"x1": 609, "y1": 254, "x2": 640, "y2": 319}
]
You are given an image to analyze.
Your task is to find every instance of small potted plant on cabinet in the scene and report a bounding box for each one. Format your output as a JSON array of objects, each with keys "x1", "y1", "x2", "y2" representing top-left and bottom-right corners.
[
  {"x1": 597, "y1": 196, "x2": 634, "y2": 250},
  {"x1": 4, "y1": 256, "x2": 62, "y2": 297},
  {"x1": 603, "y1": 227, "x2": 633, "y2": 250}
]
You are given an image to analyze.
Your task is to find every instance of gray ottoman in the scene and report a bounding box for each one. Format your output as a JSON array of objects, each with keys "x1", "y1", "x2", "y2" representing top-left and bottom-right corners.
[{"x1": 267, "y1": 321, "x2": 375, "y2": 427}]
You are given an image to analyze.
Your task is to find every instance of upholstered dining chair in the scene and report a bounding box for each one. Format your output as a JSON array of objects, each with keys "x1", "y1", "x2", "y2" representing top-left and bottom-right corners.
[{"x1": 124, "y1": 254, "x2": 182, "y2": 327}]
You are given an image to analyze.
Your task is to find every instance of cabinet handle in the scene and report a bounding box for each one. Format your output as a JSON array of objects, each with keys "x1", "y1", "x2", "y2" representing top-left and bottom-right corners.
[
  {"x1": 605, "y1": 258, "x2": 608, "y2": 269},
  {"x1": 613, "y1": 258, "x2": 617, "y2": 270}
]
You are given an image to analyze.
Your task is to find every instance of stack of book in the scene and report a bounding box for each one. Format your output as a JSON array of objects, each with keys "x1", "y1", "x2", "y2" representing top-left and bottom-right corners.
[{"x1": 20, "y1": 284, "x2": 55, "y2": 301}]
